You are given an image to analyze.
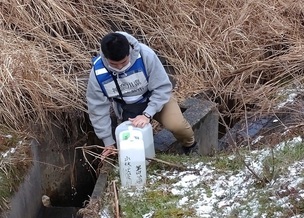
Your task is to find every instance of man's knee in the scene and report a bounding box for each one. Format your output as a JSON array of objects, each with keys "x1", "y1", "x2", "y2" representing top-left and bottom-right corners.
[{"x1": 165, "y1": 118, "x2": 191, "y2": 134}]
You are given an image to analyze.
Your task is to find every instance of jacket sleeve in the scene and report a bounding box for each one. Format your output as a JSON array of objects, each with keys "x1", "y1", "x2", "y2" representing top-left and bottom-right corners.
[
  {"x1": 86, "y1": 68, "x2": 116, "y2": 147},
  {"x1": 141, "y1": 45, "x2": 172, "y2": 117}
]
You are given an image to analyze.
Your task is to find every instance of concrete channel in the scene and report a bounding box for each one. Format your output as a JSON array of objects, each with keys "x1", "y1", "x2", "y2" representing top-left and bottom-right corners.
[
  {"x1": 1, "y1": 97, "x2": 219, "y2": 218},
  {"x1": 1, "y1": 116, "x2": 99, "y2": 218}
]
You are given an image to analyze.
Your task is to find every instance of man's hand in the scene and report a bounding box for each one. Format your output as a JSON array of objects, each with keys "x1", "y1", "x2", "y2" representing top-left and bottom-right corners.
[
  {"x1": 101, "y1": 145, "x2": 117, "y2": 160},
  {"x1": 129, "y1": 115, "x2": 150, "y2": 128}
]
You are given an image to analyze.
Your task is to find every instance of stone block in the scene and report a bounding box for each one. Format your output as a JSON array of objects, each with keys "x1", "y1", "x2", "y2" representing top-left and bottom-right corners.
[{"x1": 154, "y1": 98, "x2": 218, "y2": 155}]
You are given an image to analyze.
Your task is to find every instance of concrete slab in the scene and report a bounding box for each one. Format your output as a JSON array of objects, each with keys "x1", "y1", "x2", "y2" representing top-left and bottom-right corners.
[
  {"x1": 91, "y1": 167, "x2": 109, "y2": 200},
  {"x1": 154, "y1": 98, "x2": 219, "y2": 155}
]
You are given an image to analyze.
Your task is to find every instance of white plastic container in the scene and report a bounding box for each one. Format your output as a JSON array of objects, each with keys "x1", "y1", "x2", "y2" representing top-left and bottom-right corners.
[
  {"x1": 115, "y1": 121, "x2": 155, "y2": 160},
  {"x1": 118, "y1": 126, "x2": 146, "y2": 187}
]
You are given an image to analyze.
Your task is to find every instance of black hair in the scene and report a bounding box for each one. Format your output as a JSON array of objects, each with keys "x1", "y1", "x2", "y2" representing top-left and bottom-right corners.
[{"x1": 100, "y1": 33, "x2": 130, "y2": 61}]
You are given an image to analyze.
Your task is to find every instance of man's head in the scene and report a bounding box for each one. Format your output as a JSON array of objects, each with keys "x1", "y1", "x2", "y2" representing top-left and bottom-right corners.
[{"x1": 101, "y1": 33, "x2": 130, "y2": 61}]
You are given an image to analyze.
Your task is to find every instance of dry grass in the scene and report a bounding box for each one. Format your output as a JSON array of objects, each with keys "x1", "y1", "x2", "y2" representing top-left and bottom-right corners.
[
  {"x1": 77, "y1": 198, "x2": 101, "y2": 218},
  {"x1": 1, "y1": 0, "x2": 304, "y2": 135}
]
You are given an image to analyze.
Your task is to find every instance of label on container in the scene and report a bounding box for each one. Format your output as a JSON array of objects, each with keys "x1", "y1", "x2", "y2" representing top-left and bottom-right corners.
[
  {"x1": 121, "y1": 132, "x2": 130, "y2": 140},
  {"x1": 119, "y1": 139, "x2": 146, "y2": 188}
]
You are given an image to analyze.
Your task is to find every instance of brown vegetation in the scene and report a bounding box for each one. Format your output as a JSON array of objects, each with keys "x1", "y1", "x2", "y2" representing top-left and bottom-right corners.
[
  {"x1": 1, "y1": 0, "x2": 304, "y2": 136},
  {"x1": 1, "y1": 0, "x2": 304, "y2": 134}
]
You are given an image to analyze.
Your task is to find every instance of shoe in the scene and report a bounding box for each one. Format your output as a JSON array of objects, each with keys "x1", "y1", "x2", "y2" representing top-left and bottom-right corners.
[{"x1": 182, "y1": 142, "x2": 199, "y2": 155}]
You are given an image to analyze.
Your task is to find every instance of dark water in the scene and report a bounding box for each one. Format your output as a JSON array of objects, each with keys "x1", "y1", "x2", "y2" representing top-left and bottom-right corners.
[{"x1": 37, "y1": 207, "x2": 80, "y2": 218}]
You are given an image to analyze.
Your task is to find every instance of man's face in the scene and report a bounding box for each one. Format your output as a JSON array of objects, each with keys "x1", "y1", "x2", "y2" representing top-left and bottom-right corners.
[{"x1": 107, "y1": 55, "x2": 130, "y2": 70}]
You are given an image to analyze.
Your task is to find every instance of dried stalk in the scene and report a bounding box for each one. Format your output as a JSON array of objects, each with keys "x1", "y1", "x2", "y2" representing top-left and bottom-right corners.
[
  {"x1": 112, "y1": 180, "x2": 120, "y2": 218},
  {"x1": 146, "y1": 157, "x2": 199, "y2": 172}
]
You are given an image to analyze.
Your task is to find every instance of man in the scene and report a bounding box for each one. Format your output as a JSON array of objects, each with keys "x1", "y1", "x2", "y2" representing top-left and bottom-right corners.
[{"x1": 86, "y1": 31, "x2": 197, "y2": 158}]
